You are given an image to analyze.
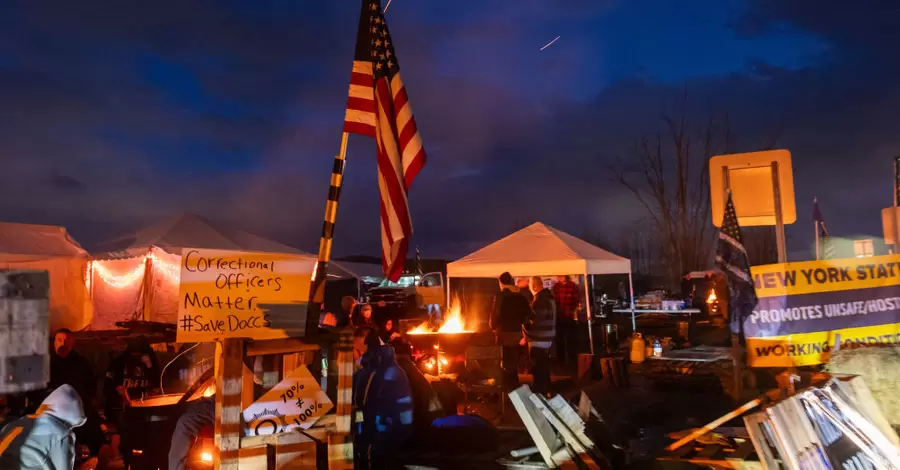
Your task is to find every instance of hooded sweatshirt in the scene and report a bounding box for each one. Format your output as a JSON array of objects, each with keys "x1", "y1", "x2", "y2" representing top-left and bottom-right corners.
[
  {"x1": 352, "y1": 344, "x2": 414, "y2": 455},
  {"x1": 0, "y1": 384, "x2": 87, "y2": 470}
]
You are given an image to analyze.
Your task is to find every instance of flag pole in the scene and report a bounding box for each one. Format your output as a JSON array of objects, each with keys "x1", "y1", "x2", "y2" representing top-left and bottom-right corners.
[
  {"x1": 815, "y1": 220, "x2": 820, "y2": 260},
  {"x1": 306, "y1": 131, "x2": 350, "y2": 337},
  {"x1": 814, "y1": 197, "x2": 820, "y2": 261}
]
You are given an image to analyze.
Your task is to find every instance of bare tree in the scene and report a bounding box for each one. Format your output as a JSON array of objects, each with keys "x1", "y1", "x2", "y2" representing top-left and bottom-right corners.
[
  {"x1": 587, "y1": 222, "x2": 662, "y2": 278},
  {"x1": 610, "y1": 97, "x2": 734, "y2": 289}
]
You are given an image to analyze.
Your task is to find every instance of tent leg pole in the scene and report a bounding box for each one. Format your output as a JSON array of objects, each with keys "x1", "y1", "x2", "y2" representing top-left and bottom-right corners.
[
  {"x1": 628, "y1": 272, "x2": 636, "y2": 332},
  {"x1": 585, "y1": 273, "x2": 593, "y2": 356}
]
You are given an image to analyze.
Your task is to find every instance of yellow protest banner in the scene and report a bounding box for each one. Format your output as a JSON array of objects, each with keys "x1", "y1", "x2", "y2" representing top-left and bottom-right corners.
[
  {"x1": 752, "y1": 255, "x2": 900, "y2": 298},
  {"x1": 176, "y1": 249, "x2": 313, "y2": 342},
  {"x1": 745, "y1": 254, "x2": 900, "y2": 367}
]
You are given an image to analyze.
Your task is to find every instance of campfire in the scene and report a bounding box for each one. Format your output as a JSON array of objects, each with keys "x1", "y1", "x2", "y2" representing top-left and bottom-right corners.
[
  {"x1": 406, "y1": 296, "x2": 474, "y2": 335},
  {"x1": 707, "y1": 289, "x2": 719, "y2": 315}
]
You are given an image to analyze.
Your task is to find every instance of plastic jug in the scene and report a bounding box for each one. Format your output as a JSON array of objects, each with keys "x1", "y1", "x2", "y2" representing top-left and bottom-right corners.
[{"x1": 630, "y1": 333, "x2": 646, "y2": 364}]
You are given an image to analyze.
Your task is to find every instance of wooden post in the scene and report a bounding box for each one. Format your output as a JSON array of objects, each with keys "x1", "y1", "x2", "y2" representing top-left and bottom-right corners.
[
  {"x1": 140, "y1": 254, "x2": 153, "y2": 322},
  {"x1": 328, "y1": 328, "x2": 355, "y2": 469},
  {"x1": 584, "y1": 273, "x2": 594, "y2": 356},
  {"x1": 215, "y1": 338, "x2": 245, "y2": 470}
]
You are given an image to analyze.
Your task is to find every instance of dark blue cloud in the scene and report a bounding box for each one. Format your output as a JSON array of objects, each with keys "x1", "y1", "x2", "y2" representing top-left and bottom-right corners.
[{"x1": 0, "y1": 0, "x2": 894, "y2": 261}]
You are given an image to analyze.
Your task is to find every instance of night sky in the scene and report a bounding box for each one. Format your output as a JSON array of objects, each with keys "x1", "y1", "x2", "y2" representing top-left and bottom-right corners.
[{"x1": 1, "y1": 1, "x2": 898, "y2": 260}]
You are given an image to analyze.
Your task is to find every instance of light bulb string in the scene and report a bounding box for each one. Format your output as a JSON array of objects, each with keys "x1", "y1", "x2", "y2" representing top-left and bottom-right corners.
[{"x1": 92, "y1": 250, "x2": 180, "y2": 288}]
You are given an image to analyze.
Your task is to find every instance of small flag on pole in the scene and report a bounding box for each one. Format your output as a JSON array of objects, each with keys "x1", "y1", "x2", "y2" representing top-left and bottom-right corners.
[
  {"x1": 415, "y1": 246, "x2": 423, "y2": 275},
  {"x1": 813, "y1": 197, "x2": 835, "y2": 259},
  {"x1": 716, "y1": 192, "x2": 758, "y2": 336},
  {"x1": 344, "y1": 0, "x2": 427, "y2": 282}
]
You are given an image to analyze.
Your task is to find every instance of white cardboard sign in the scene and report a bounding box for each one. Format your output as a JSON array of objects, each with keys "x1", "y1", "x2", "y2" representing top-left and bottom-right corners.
[{"x1": 242, "y1": 365, "x2": 333, "y2": 436}]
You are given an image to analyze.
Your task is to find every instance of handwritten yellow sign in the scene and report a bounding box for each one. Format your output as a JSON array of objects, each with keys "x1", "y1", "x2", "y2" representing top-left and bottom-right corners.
[{"x1": 176, "y1": 249, "x2": 312, "y2": 342}]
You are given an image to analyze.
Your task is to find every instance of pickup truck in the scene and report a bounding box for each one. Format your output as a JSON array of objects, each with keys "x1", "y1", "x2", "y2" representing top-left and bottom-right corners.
[{"x1": 364, "y1": 272, "x2": 445, "y2": 318}]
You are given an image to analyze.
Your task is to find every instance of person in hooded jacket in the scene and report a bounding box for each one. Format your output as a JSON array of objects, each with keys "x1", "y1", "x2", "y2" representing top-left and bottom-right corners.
[
  {"x1": 352, "y1": 327, "x2": 414, "y2": 469},
  {"x1": 0, "y1": 384, "x2": 87, "y2": 470}
]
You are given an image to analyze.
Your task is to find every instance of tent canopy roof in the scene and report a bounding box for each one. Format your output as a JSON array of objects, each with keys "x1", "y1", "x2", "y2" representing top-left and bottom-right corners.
[
  {"x1": 447, "y1": 222, "x2": 631, "y2": 278},
  {"x1": 91, "y1": 213, "x2": 303, "y2": 258},
  {"x1": 90, "y1": 213, "x2": 357, "y2": 278},
  {"x1": 0, "y1": 222, "x2": 87, "y2": 260}
]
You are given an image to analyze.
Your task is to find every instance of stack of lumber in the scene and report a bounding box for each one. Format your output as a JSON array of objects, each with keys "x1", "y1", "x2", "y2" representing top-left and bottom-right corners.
[
  {"x1": 743, "y1": 376, "x2": 900, "y2": 469},
  {"x1": 505, "y1": 386, "x2": 613, "y2": 469},
  {"x1": 661, "y1": 375, "x2": 900, "y2": 470}
]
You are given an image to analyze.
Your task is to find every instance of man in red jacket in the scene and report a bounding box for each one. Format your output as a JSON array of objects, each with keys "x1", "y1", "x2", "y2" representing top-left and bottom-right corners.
[{"x1": 552, "y1": 275, "x2": 580, "y2": 365}]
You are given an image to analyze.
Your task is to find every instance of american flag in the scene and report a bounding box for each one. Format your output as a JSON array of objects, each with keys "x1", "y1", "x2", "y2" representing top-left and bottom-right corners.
[
  {"x1": 813, "y1": 197, "x2": 835, "y2": 259},
  {"x1": 344, "y1": 0, "x2": 426, "y2": 282},
  {"x1": 715, "y1": 193, "x2": 758, "y2": 336}
]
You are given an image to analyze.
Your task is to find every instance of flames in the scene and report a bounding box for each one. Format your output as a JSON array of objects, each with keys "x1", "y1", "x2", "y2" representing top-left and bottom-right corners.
[
  {"x1": 407, "y1": 296, "x2": 473, "y2": 334},
  {"x1": 707, "y1": 290, "x2": 717, "y2": 304}
]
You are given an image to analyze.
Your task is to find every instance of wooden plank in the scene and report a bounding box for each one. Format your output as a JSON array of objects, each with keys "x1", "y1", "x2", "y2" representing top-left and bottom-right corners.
[
  {"x1": 666, "y1": 398, "x2": 764, "y2": 452},
  {"x1": 215, "y1": 338, "x2": 245, "y2": 470},
  {"x1": 530, "y1": 394, "x2": 601, "y2": 470},
  {"x1": 238, "y1": 430, "x2": 318, "y2": 469},
  {"x1": 509, "y1": 386, "x2": 565, "y2": 468},
  {"x1": 240, "y1": 418, "x2": 333, "y2": 450},
  {"x1": 242, "y1": 362, "x2": 256, "y2": 411},
  {"x1": 328, "y1": 328, "x2": 354, "y2": 470},
  {"x1": 247, "y1": 338, "x2": 320, "y2": 357},
  {"x1": 668, "y1": 427, "x2": 751, "y2": 440}
]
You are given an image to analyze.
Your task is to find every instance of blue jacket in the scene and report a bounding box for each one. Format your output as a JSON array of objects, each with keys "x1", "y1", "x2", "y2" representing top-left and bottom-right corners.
[{"x1": 352, "y1": 345, "x2": 414, "y2": 455}]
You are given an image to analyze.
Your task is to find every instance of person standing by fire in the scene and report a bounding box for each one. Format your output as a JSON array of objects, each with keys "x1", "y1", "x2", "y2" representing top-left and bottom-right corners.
[
  {"x1": 525, "y1": 276, "x2": 556, "y2": 395},
  {"x1": 491, "y1": 272, "x2": 532, "y2": 390},
  {"x1": 553, "y1": 275, "x2": 580, "y2": 366}
]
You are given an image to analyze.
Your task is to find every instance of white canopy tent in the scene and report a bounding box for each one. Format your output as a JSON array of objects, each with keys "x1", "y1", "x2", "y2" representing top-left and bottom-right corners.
[
  {"x1": 447, "y1": 222, "x2": 636, "y2": 352},
  {"x1": 88, "y1": 213, "x2": 359, "y2": 328}
]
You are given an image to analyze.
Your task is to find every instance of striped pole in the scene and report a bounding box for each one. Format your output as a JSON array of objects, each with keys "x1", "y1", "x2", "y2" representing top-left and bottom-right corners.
[
  {"x1": 306, "y1": 132, "x2": 355, "y2": 468},
  {"x1": 305, "y1": 132, "x2": 350, "y2": 337}
]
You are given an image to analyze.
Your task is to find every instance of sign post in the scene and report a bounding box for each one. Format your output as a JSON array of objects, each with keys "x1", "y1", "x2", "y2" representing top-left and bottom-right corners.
[
  {"x1": 173, "y1": 249, "x2": 355, "y2": 467},
  {"x1": 711, "y1": 150, "x2": 796, "y2": 263},
  {"x1": 881, "y1": 157, "x2": 900, "y2": 252},
  {"x1": 771, "y1": 161, "x2": 787, "y2": 263}
]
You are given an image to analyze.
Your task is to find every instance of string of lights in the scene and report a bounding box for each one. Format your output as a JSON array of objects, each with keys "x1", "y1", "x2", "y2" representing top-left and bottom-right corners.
[
  {"x1": 92, "y1": 251, "x2": 180, "y2": 288},
  {"x1": 150, "y1": 252, "x2": 181, "y2": 281}
]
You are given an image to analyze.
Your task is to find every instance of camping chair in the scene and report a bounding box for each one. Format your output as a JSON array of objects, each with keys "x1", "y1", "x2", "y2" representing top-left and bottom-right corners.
[{"x1": 461, "y1": 345, "x2": 504, "y2": 417}]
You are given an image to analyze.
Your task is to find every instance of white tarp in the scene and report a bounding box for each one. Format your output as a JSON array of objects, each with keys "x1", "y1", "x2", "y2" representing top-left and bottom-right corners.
[{"x1": 447, "y1": 222, "x2": 631, "y2": 278}]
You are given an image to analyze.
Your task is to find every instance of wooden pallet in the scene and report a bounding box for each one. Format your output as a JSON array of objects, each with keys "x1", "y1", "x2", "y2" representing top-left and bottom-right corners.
[{"x1": 657, "y1": 438, "x2": 762, "y2": 469}]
